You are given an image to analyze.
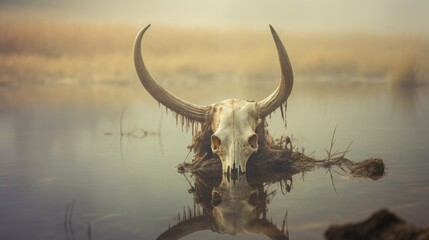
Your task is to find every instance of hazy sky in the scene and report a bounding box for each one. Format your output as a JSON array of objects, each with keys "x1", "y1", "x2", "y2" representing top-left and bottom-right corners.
[{"x1": 1, "y1": 0, "x2": 429, "y2": 34}]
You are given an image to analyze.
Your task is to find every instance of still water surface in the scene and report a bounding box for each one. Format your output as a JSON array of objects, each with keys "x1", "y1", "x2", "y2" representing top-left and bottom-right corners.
[{"x1": 1, "y1": 81, "x2": 428, "y2": 239}]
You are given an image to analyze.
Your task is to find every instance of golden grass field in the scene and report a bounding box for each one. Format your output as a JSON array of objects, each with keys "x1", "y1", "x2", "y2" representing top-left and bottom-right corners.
[{"x1": 1, "y1": 17, "x2": 428, "y2": 86}]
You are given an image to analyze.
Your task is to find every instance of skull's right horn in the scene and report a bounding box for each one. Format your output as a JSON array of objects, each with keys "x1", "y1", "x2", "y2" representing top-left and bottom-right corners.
[{"x1": 256, "y1": 25, "x2": 294, "y2": 118}]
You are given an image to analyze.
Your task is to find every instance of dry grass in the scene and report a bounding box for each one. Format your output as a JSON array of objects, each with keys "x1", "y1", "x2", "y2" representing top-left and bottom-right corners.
[
  {"x1": 0, "y1": 19, "x2": 137, "y2": 83},
  {"x1": 389, "y1": 45, "x2": 422, "y2": 86},
  {"x1": 1, "y1": 17, "x2": 429, "y2": 85}
]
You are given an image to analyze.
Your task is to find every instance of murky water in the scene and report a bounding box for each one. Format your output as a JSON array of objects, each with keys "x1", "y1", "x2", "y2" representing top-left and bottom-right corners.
[{"x1": 1, "y1": 81, "x2": 428, "y2": 240}]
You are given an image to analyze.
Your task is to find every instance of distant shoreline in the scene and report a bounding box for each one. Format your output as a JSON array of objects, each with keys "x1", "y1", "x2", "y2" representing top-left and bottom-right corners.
[{"x1": 1, "y1": 18, "x2": 428, "y2": 86}]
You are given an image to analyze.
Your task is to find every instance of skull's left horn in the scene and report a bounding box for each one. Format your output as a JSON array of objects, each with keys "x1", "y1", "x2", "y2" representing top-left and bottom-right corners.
[
  {"x1": 134, "y1": 25, "x2": 210, "y2": 122},
  {"x1": 256, "y1": 25, "x2": 294, "y2": 118}
]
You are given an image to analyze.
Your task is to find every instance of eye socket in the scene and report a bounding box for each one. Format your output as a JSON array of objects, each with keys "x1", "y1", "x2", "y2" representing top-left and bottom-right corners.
[
  {"x1": 212, "y1": 191, "x2": 222, "y2": 207},
  {"x1": 211, "y1": 135, "x2": 221, "y2": 151},
  {"x1": 248, "y1": 134, "x2": 258, "y2": 149}
]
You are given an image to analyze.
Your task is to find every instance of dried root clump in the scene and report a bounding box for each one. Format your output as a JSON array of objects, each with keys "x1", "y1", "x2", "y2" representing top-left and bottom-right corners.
[
  {"x1": 187, "y1": 122, "x2": 214, "y2": 161},
  {"x1": 350, "y1": 158, "x2": 385, "y2": 180}
]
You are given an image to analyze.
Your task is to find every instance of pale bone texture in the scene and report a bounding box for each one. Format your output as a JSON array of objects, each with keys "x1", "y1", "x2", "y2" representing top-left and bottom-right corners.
[{"x1": 210, "y1": 99, "x2": 259, "y2": 175}]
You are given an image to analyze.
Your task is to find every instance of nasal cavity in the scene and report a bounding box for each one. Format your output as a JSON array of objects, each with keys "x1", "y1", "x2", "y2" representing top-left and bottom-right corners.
[
  {"x1": 248, "y1": 134, "x2": 258, "y2": 149},
  {"x1": 211, "y1": 191, "x2": 222, "y2": 207},
  {"x1": 211, "y1": 135, "x2": 221, "y2": 151}
]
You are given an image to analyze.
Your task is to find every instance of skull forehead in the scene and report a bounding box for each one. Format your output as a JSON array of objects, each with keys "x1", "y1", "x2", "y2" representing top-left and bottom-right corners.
[{"x1": 211, "y1": 99, "x2": 258, "y2": 134}]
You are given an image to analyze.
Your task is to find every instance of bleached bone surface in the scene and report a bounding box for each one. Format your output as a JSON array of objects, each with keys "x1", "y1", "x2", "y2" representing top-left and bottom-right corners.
[{"x1": 210, "y1": 99, "x2": 259, "y2": 174}]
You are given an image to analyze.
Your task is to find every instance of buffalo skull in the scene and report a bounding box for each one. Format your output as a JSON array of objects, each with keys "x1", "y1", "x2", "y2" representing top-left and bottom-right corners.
[{"x1": 134, "y1": 25, "x2": 293, "y2": 175}]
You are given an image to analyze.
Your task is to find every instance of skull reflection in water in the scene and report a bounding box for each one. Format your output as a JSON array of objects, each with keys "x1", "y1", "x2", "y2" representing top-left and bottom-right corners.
[
  {"x1": 134, "y1": 24, "x2": 293, "y2": 175},
  {"x1": 211, "y1": 175, "x2": 260, "y2": 234},
  {"x1": 156, "y1": 174, "x2": 289, "y2": 239}
]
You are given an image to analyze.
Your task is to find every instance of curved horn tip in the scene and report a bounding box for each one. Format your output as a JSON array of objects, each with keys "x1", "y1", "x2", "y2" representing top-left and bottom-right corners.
[
  {"x1": 135, "y1": 25, "x2": 152, "y2": 44},
  {"x1": 139, "y1": 24, "x2": 151, "y2": 34},
  {"x1": 269, "y1": 25, "x2": 280, "y2": 38}
]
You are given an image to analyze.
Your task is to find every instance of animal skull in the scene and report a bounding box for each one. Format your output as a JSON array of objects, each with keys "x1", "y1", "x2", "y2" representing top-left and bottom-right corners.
[
  {"x1": 210, "y1": 99, "x2": 260, "y2": 174},
  {"x1": 134, "y1": 24, "x2": 293, "y2": 175}
]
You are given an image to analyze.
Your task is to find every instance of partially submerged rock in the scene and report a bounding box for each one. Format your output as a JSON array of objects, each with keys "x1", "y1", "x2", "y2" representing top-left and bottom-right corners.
[{"x1": 325, "y1": 209, "x2": 429, "y2": 240}]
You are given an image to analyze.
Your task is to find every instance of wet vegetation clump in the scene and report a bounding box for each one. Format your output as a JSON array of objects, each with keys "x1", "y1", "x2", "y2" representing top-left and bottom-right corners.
[{"x1": 178, "y1": 119, "x2": 385, "y2": 181}]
